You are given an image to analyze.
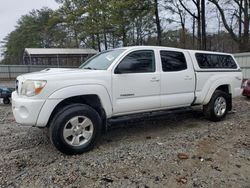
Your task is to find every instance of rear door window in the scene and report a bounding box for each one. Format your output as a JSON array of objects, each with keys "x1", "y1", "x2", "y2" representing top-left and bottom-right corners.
[{"x1": 160, "y1": 51, "x2": 187, "y2": 72}]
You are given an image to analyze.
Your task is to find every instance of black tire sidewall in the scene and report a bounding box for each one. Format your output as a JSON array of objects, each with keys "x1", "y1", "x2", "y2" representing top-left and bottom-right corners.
[
  {"x1": 209, "y1": 91, "x2": 229, "y2": 121},
  {"x1": 3, "y1": 98, "x2": 10, "y2": 104},
  {"x1": 50, "y1": 104, "x2": 102, "y2": 155}
]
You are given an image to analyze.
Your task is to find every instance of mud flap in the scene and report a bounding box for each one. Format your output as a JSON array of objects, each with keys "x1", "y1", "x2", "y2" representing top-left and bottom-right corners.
[{"x1": 227, "y1": 93, "x2": 232, "y2": 111}]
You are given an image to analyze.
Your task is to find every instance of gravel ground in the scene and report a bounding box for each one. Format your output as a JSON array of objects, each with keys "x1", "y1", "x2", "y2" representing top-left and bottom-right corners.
[{"x1": 0, "y1": 97, "x2": 249, "y2": 188}]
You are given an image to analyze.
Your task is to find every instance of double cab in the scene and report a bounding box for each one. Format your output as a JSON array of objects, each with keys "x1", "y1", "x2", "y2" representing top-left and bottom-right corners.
[{"x1": 12, "y1": 46, "x2": 242, "y2": 154}]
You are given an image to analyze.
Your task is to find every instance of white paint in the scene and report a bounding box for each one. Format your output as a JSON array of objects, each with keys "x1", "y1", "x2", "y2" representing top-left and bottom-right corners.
[{"x1": 12, "y1": 46, "x2": 243, "y2": 127}]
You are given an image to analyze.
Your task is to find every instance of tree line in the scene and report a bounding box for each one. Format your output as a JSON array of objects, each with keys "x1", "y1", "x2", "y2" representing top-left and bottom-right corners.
[{"x1": 1, "y1": 0, "x2": 250, "y2": 64}]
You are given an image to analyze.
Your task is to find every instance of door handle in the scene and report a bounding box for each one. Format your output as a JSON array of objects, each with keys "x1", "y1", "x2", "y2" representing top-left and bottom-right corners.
[
  {"x1": 150, "y1": 79, "x2": 160, "y2": 82},
  {"x1": 184, "y1": 76, "x2": 192, "y2": 80}
]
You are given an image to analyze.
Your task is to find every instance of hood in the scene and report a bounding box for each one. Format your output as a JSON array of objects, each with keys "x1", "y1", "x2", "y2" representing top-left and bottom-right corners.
[
  {"x1": 16, "y1": 67, "x2": 111, "y2": 99},
  {"x1": 19, "y1": 68, "x2": 98, "y2": 80},
  {"x1": 29, "y1": 68, "x2": 82, "y2": 75},
  {"x1": 40, "y1": 68, "x2": 74, "y2": 73}
]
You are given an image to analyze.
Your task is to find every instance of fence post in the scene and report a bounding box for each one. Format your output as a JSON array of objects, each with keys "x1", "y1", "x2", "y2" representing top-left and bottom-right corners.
[{"x1": 8, "y1": 66, "x2": 11, "y2": 80}]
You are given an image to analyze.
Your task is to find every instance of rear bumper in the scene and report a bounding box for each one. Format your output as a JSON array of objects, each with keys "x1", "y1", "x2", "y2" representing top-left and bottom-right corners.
[
  {"x1": 233, "y1": 87, "x2": 243, "y2": 98},
  {"x1": 242, "y1": 87, "x2": 250, "y2": 96}
]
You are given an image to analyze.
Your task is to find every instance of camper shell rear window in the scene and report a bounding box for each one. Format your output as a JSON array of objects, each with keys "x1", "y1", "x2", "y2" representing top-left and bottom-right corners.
[{"x1": 195, "y1": 53, "x2": 237, "y2": 69}]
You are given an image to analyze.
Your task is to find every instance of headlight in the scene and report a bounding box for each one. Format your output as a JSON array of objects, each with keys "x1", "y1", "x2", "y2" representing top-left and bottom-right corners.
[{"x1": 20, "y1": 80, "x2": 46, "y2": 97}]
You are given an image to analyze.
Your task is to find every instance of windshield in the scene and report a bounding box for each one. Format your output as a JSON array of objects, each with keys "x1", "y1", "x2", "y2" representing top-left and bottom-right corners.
[{"x1": 80, "y1": 49, "x2": 125, "y2": 70}]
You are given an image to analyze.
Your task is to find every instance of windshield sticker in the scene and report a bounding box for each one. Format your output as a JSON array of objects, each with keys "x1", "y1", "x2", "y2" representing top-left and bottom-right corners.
[{"x1": 106, "y1": 55, "x2": 115, "y2": 61}]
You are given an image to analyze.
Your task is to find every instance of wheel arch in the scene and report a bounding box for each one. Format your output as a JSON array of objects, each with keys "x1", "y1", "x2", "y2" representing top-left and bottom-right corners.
[
  {"x1": 203, "y1": 83, "x2": 232, "y2": 110},
  {"x1": 203, "y1": 83, "x2": 231, "y2": 104},
  {"x1": 46, "y1": 95, "x2": 107, "y2": 128},
  {"x1": 36, "y1": 84, "x2": 112, "y2": 128}
]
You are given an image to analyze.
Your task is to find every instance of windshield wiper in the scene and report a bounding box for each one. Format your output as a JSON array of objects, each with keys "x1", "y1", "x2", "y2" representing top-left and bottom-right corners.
[{"x1": 83, "y1": 67, "x2": 97, "y2": 70}]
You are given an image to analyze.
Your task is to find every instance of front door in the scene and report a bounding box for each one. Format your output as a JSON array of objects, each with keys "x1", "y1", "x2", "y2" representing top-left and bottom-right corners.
[{"x1": 112, "y1": 50, "x2": 161, "y2": 115}]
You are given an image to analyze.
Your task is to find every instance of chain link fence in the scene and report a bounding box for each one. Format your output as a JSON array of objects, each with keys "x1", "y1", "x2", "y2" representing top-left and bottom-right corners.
[
  {"x1": 234, "y1": 53, "x2": 250, "y2": 79},
  {"x1": 0, "y1": 55, "x2": 249, "y2": 80},
  {"x1": 0, "y1": 65, "x2": 78, "y2": 80}
]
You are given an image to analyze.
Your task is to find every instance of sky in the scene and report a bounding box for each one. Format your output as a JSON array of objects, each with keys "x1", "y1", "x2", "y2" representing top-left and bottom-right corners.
[{"x1": 0, "y1": 0, "x2": 60, "y2": 60}]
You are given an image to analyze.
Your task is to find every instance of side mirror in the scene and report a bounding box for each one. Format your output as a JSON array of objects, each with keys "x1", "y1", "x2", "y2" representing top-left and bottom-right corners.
[
  {"x1": 114, "y1": 61, "x2": 133, "y2": 74},
  {"x1": 114, "y1": 68, "x2": 122, "y2": 74}
]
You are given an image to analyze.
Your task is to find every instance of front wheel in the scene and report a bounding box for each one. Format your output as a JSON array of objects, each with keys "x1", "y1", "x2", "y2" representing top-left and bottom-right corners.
[
  {"x1": 203, "y1": 90, "x2": 229, "y2": 122},
  {"x1": 49, "y1": 104, "x2": 102, "y2": 155}
]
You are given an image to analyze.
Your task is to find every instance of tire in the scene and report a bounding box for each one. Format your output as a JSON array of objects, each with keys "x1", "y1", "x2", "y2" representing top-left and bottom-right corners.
[
  {"x1": 203, "y1": 90, "x2": 229, "y2": 122},
  {"x1": 3, "y1": 97, "x2": 10, "y2": 104},
  {"x1": 49, "y1": 104, "x2": 102, "y2": 155}
]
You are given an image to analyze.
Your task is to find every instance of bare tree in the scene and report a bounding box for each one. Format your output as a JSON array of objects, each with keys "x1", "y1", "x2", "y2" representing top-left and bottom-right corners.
[
  {"x1": 209, "y1": 0, "x2": 250, "y2": 52},
  {"x1": 154, "y1": 0, "x2": 162, "y2": 45},
  {"x1": 164, "y1": 0, "x2": 187, "y2": 48},
  {"x1": 201, "y1": 0, "x2": 206, "y2": 49},
  {"x1": 178, "y1": 0, "x2": 207, "y2": 50}
]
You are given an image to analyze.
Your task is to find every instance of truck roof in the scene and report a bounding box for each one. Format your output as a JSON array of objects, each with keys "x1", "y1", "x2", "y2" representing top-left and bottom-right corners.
[{"x1": 116, "y1": 46, "x2": 232, "y2": 56}]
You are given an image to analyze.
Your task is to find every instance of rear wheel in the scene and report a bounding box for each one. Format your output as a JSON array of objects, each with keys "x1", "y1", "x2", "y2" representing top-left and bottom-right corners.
[
  {"x1": 203, "y1": 90, "x2": 229, "y2": 122},
  {"x1": 49, "y1": 104, "x2": 102, "y2": 155},
  {"x1": 3, "y1": 97, "x2": 10, "y2": 104}
]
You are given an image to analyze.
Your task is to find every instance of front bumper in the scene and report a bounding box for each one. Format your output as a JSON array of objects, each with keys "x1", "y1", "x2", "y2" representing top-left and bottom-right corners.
[{"x1": 12, "y1": 91, "x2": 45, "y2": 126}]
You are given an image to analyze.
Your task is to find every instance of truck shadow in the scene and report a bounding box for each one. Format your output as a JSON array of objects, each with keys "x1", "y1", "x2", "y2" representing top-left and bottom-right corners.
[
  {"x1": 14, "y1": 108, "x2": 206, "y2": 156},
  {"x1": 101, "y1": 108, "x2": 205, "y2": 145}
]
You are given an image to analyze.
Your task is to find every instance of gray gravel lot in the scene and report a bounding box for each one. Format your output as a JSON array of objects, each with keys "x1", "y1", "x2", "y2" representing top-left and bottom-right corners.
[{"x1": 0, "y1": 97, "x2": 249, "y2": 188}]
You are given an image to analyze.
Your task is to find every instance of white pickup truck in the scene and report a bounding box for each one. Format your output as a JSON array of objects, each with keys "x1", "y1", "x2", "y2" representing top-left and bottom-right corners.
[{"x1": 12, "y1": 46, "x2": 242, "y2": 154}]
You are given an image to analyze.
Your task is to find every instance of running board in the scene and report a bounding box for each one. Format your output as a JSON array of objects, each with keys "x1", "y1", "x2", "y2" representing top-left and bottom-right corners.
[{"x1": 108, "y1": 107, "x2": 192, "y2": 124}]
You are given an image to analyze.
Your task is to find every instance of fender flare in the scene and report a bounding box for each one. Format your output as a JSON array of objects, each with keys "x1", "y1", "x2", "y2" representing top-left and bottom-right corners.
[
  {"x1": 48, "y1": 84, "x2": 113, "y2": 115},
  {"x1": 36, "y1": 84, "x2": 112, "y2": 127},
  {"x1": 203, "y1": 78, "x2": 231, "y2": 104}
]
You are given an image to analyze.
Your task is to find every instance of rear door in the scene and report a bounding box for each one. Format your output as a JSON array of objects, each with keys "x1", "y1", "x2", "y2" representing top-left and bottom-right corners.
[
  {"x1": 112, "y1": 49, "x2": 161, "y2": 115},
  {"x1": 159, "y1": 50, "x2": 196, "y2": 108}
]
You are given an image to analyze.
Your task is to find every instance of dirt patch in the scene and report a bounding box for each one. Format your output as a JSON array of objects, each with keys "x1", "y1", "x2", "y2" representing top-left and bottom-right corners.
[{"x1": 0, "y1": 97, "x2": 249, "y2": 187}]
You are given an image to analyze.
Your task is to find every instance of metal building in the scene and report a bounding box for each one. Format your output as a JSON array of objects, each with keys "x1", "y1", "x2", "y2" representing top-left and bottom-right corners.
[
  {"x1": 234, "y1": 52, "x2": 250, "y2": 79},
  {"x1": 23, "y1": 48, "x2": 97, "y2": 67}
]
